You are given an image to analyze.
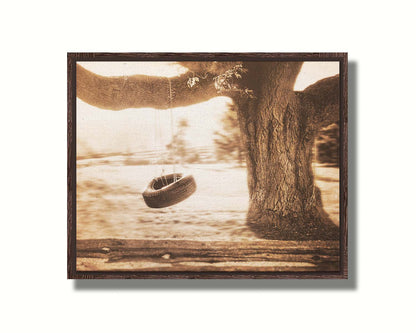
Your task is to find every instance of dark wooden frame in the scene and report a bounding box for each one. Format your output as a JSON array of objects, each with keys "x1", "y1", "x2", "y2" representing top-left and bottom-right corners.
[{"x1": 68, "y1": 52, "x2": 348, "y2": 279}]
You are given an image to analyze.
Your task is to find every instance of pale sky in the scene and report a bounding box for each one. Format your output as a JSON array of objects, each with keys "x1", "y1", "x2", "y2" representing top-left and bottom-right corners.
[{"x1": 77, "y1": 61, "x2": 339, "y2": 157}]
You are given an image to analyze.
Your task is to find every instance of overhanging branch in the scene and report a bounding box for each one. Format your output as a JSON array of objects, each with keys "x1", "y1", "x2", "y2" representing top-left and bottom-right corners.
[
  {"x1": 298, "y1": 75, "x2": 340, "y2": 128},
  {"x1": 76, "y1": 64, "x2": 222, "y2": 110}
]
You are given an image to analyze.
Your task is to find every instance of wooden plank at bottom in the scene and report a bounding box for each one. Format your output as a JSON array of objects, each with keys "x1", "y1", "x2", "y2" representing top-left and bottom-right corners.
[{"x1": 77, "y1": 239, "x2": 340, "y2": 272}]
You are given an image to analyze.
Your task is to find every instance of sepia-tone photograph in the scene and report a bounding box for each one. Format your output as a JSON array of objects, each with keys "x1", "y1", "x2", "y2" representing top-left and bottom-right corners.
[{"x1": 68, "y1": 53, "x2": 347, "y2": 278}]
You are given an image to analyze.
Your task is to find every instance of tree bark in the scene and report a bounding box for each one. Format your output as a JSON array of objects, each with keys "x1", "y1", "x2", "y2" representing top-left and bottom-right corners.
[
  {"x1": 234, "y1": 62, "x2": 339, "y2": 240},
  {"x1": 77, "y1": 64, "x2": 219, "y2": 110},
  {"x1": 76, "y1": 62, "x2": 340, "y2": 240}
]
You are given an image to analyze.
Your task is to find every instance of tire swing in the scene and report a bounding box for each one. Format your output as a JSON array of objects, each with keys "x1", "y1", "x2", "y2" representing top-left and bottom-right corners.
[{"x1": 142, "y1": 78, "x2": 197, "y2": 208}]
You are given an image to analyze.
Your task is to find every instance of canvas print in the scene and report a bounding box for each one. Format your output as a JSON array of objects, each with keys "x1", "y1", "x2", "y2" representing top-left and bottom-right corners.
[{"x1": 68, "y1": 53, "x2": 347, "y2": 278}]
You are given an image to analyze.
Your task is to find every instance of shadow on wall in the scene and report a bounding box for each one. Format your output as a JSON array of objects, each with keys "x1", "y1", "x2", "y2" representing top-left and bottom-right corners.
[{"x1": 73, "y1": 61, "x2": 358, "y2": 290}]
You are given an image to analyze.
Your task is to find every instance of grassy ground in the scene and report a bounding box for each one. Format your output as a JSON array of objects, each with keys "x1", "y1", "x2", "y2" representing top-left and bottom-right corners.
[{"x1": 76, "y1": 158, "x2": 339, "y2": 241}]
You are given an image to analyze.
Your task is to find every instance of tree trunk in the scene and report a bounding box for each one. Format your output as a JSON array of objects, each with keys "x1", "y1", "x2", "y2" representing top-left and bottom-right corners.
[{"x1": 234, "y1": 62, "x2": 338, "y2": 240}]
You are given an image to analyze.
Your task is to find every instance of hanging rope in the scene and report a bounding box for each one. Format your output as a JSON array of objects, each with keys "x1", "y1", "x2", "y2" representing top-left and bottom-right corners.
[
  {"x1": 153, "y1": 103, "x2": 158, "y2": 174},
  {"x1": 167, "y1": 78, "x2": 177, "y2": 182},
  {"x1": 156, "y1": 108, "x2": 167, "y2": 186},
  {"x1": 152, "y1": 78, "x2": 177, "y2": 187},
  {"x1": 154, "y1": 93, "x2": 168, "y2": 186}
]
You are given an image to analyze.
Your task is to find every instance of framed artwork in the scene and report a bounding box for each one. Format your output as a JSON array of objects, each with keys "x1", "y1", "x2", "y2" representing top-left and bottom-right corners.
[{"x1": 68, "y1": 53, "x2": 347, "y2": 279}]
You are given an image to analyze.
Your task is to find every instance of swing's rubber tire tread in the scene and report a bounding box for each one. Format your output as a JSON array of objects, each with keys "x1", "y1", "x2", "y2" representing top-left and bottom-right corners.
[{"x1": 142, "y1": 174, "x2": 197, "y2": 208}]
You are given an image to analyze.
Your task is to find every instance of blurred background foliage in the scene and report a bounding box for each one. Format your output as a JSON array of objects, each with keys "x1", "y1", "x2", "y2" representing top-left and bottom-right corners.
[
  {"x1": 166, "y1": 118, "x2": 201, "y2": 164},
  {"x1": 213, "y1": 103, "x2": 246, "y2": 166},
  {"x1": 315, "y1": 122, "x2": 339, "y2": 167}
]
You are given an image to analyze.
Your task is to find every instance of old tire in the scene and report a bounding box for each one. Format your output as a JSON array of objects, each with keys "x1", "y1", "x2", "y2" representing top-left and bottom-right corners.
[{"x1": 142, "y1": 173, "x2": 196, "y2": 208}]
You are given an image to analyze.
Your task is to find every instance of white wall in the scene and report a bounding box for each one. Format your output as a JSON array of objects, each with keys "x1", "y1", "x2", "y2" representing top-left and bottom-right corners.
[{"x1": 1, "y1": 1, "x2": 415, "y2": 332}]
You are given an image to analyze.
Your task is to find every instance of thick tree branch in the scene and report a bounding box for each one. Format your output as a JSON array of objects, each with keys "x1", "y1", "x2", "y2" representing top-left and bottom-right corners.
[
  {"x1": 76, "y1": 64, "x2": 221, "y2": 110},
  {"x1": 298, "y1": 74, "x2": 340, "y2": 128}
]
